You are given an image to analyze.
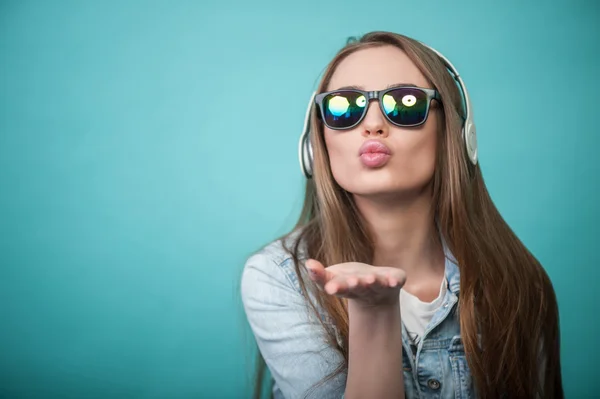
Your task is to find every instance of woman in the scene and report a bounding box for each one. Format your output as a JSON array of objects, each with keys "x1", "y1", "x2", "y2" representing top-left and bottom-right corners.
[{"x1": 241, "y1": 31, "x2": 563, "y2": 399}]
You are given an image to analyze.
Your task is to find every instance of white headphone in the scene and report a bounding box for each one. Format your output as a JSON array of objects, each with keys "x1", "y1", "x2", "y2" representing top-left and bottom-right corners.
[{"x1": 298, "y1": 43, "x2": 478, "y2": 179}]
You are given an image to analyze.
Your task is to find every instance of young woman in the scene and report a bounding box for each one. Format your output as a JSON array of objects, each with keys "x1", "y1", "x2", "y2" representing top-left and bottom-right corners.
[{"x1": 241, "y1": 31, "x2": 563, "y2": 399}]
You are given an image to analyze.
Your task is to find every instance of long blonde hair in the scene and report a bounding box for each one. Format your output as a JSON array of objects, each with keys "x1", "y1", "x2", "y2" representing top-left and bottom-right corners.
[{"x1": 253, "y1": 31, "x2": 563, "y2": 399}]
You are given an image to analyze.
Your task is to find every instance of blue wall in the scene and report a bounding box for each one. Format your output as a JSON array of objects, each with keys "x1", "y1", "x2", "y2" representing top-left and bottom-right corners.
[{"x1": 1, "y1": 1, "x2": 598, "y2": 397}]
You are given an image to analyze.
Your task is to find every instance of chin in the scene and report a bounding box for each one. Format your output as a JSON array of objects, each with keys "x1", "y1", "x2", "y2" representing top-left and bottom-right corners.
[
  {"x1": 336, "y1": 171, "x2": 432, "y2": 200},
  {"x1": 340, "y1": 181, "x2": 416, "y2": 198}
]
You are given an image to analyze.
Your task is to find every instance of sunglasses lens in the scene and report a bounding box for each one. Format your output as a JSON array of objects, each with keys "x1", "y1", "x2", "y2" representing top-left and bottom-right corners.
[
  {"x1": 382, "y1": 88, "x2": 430, "y2": 126},
  {"x1": 323, "y1": 91, "x2": 367, "y2": 129}
]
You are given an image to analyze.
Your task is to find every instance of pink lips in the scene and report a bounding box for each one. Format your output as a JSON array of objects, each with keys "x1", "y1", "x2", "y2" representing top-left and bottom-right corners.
[{"x1": 359, "y1": 140, "x2": 392, "y2": 168}]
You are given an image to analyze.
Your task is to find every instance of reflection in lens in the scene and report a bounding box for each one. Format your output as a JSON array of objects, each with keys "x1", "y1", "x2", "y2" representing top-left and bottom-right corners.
[
  {"x1": 356, "y1": 95, "x2": 366, "y2": 107},
  {"x1": 328, "y1": 96, "x2": 350, "y2": 117},
  {"x1": 384, "y1": 88, "x2": 429, "y2": 125},
  {"x1": 401, "y1": 94, "x2": 417, "y2": 107},
  {"x1": 324, "y1": 91, "x2": 366, "y2": 129},
  {"x1": 382, "y1": 95, "x2": 397, "y2": 115}
]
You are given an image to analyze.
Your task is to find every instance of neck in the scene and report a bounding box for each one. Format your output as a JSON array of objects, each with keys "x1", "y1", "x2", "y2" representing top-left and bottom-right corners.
[{"x1": 353, "y1": 188, "x2": 445, "y2": 277}]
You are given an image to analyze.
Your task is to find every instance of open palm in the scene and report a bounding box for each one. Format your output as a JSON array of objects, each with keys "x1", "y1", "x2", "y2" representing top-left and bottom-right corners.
[{"x1": 306, "y1": 259, "x2": 407, "y2": 307}]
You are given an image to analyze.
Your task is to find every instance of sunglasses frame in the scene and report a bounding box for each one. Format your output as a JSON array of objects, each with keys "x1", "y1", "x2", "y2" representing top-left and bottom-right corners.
[{"x1": 314, "y1": 86, "x2": 442, "y2": 130}]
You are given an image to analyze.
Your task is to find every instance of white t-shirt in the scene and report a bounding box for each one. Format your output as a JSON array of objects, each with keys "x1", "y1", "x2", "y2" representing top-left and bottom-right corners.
[{"x1": 400, "y1": 277, "x2": 448, "y2": 345}]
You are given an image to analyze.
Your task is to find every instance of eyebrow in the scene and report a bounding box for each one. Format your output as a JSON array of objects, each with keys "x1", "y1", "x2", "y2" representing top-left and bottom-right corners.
[{"x1": 332, "y1": 82, "x2": 418, "y2": 91}]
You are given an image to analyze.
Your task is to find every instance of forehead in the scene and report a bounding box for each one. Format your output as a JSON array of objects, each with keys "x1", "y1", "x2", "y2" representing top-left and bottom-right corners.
[{"x1": 327, "y1": 45, "x2": 431, "y2": 91}]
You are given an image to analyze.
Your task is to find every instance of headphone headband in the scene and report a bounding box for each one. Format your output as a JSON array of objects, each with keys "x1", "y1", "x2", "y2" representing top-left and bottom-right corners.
[{"x1": 299, "y1": 42, "x2": 478, "y2": 179}]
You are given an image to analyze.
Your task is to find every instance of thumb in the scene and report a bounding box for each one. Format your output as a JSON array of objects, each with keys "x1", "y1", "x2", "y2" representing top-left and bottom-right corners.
[{"x1": 305, "y1": 259, "x2": 328, "y2": 286}]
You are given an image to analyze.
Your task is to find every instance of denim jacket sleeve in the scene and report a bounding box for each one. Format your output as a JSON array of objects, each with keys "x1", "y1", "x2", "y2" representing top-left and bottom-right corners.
[{"x1": 241, "y1": 250, "x2": 346, "y2": 399}]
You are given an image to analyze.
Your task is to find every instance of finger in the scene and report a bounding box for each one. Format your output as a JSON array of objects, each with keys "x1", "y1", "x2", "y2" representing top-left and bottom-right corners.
[
  {"x1": 331, "y1": 275, "x2": 370, "y2": 297},
  {"x1": 371, "y1": 272, "x2": 392, "y2": 288},
  {"x1": 383, "y1": 268, "x2": 407, "y2": 288},
  {"x1": 346, "y1": 274, "x2": 374, "y2": 297},
  {"x1": 358, "y1": 270, "x2": 402, "y2": 296},
  {"x1": 345, "y1": 276, "x2": 370, "y2": 298},
  {"x1": 387, "y1": 272, "x2": 401, "y2": 288},
  {"x1": 360, "y1": 273, "x2": 376, "y2": 286},
  {"x1": 355, "y1": 273, "x2": 391, "y2": 298},
  {"x1": 393, "y1": 269, "x2": 407, "y2": 287},
  {"x1": 346, "y1": 276, "x2": 360, "y2": 289},
  {"x1": 324, "y1": 275, "x2": 350, "y2": 296}
]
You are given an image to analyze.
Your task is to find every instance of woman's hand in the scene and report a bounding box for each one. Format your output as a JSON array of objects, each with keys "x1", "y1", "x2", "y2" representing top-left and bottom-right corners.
[{"x1": 305, "y1": 259, "x2": 407, "y2": 308}]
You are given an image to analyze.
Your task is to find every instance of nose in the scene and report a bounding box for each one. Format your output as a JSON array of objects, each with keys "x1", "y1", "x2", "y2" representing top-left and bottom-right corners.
[{"x1": 361, "y1": 100, "x2": 389, "y2": 138}]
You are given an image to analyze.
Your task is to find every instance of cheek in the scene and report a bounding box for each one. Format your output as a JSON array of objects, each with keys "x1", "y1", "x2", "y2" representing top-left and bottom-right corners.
[
  {"x1": 395, "y1": 121, "x2": 438, "y2": 184},
  {"x1": 323, "y1": 130, "x2": 360, "y2": 182},
  {"x1": 406, "y1": 127, "x2": 437, "y2": 170}
]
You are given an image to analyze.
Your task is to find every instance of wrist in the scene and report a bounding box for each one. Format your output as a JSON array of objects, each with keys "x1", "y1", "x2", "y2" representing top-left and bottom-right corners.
[{"x1": 348, "y1": 297, "x2": 400, "y2": 315}]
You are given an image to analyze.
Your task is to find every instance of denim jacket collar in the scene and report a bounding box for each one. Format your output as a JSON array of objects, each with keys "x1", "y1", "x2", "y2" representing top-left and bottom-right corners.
[{"x1": 441, "y1": 235, "x2": 461, "y2": 295}]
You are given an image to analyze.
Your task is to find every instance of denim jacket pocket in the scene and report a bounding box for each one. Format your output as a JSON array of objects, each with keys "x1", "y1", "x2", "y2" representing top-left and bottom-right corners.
[{"x1": 448, "y1": 335, "x2": 476, "y2": 399}]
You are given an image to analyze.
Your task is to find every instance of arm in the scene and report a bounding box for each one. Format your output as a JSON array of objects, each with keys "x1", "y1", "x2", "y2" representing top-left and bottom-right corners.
[
  {"x1": 305, "y1": 260, "x2": 407, "y2": 399},
  {"x1": 241, "y1": 253, "x2": 346, "y2": 399},
  {"x1": 344, "y1": 300, "x2": 404, "y2": 399}
]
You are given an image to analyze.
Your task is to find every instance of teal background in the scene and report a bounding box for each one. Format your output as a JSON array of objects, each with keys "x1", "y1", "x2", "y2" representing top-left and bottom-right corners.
[{"x1": 1, "y1": 0, "x2": 598, "y2": 397}]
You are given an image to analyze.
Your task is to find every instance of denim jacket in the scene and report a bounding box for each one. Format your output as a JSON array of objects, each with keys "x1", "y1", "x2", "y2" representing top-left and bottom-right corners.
[{"x1": 241, "y1": 235, "x2": 475, "y2": 399}]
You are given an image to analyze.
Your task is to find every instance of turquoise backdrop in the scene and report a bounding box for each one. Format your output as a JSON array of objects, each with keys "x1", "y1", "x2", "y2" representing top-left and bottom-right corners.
[{"x1": 1, "y1": 1, "x2": 598, "y2": 397}]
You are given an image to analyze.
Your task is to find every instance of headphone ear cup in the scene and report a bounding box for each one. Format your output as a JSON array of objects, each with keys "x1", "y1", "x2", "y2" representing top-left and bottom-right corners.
[
  {"x1": 306, "y1": 136, "x2": 314, "y2": 176},
  {"x1": 299, "y1": 92, "x2": 317, "y2": 178},
  {"x1": 300, "y1": 132, "x2": 313, "y2": 178},
  {"x1": 464, "y1": 122, "x2": 478, "y2": 165}
]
